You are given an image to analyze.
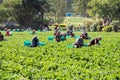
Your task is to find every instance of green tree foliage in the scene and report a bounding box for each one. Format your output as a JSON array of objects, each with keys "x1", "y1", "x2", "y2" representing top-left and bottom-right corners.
[
  {"x1": 48, "y1": 0, "x2": 67, "y2": 23},
  {"x1": 0, "y1": 0, "x2": 50, "y2": 28},
  {"x1": 66, "y1": 0, "x2": 73, "y2": 12},
  {"x1": 0, "y1": 0, "x2": 17, "y2": 22},
  {"x1": 72, "y1": 0, "x2": 81, "y2": 14},
  {"x1": 13, "y1": 0, "x2": 38, "y2": 28},
  {"x1": 0, "y1": 0, "x2": 120, "y2": 28},
  {"x1": 73, "y1": 0, "x2": 89, "y2": 17},
  {"x1": 20, "y1": 0, "x2": 50, "y2": 28},
  {"x1": 88, "y1": 0, "x2": 120, "y2": 20},
  {"x1": 22, "y1": 0, "x2": 50, "y2": 21}
]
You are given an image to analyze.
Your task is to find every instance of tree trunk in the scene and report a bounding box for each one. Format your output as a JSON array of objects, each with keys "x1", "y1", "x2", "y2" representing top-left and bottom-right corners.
[
  {"x1": 81, "y1": 0, "x2": 88, "y2": 18},
  {"x1": 41, "y1": 11, "x2": 44, "y2": 21}
]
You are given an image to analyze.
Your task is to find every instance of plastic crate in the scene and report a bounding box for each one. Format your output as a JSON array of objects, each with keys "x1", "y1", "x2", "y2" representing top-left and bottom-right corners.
[
  {"x1": 40, "y1": 42, "x2": 45, "y2": 46},
  {"x1": 24, "y1": 40, "x2": 31, "y2": 46},
  {"x1": 61, "y1": 36, "x2": 65, "y2": 41},
  {"x1": 83, "y1": 44, "x2": 88, "y2": 46},
  {"x1": 48, "y1": 36, "x2": 54, "y2": 40}
]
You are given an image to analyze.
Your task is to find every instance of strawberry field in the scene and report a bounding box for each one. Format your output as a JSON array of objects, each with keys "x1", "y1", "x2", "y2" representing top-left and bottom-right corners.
[{"x1": 0, "y1": 31, "x2": 120, "y2": 80}]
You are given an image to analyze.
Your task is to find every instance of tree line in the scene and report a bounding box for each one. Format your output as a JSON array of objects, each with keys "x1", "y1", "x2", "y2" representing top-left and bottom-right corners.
[{"x1": 0, "y1": 0, "x2": 120, "y2": 29}]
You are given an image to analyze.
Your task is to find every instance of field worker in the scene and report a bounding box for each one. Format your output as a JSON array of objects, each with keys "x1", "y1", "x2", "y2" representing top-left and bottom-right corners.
[
  {"x1": 88, "y1": 36, "x2": 102, "y2": 46},
  {"x1": 10, "y1": 32, "x2": 12, "y2": 36},
  {"x1": 54, "y1": 29, "x2": 59, "y2": 36},
  {"x1": 55, "y1": 31, "x2": 61, "y2": 42},
  {"x1": 5, "y1": 29, "x2": 10, "y2": 36},
  {"x1": 32, "y1": 29, "x2": 36, "y2": 35},
  {"x1": 30, "y1": 35, "x2": 40, "y2": 47},
  {"x1": 67, "y1": 29, "x2": 75, "y2": 37},
  {"x1": 0, "y1": 32, "x2": 5, "y2": 41},
  {"x1": 71, "y1": 32, "x2": 75, "y2": 37},
  {"x1": 4, "y1": 28, "x2": 8, "y2": 32},
  {"x1": 54, "y1": 24, "x2": 59, "y2": 32},
  {"x1": 80, "y1": 27, "x2": 89, "y2": 39},
  {"x1": 40, "y1": 25, "x2": 43, "y2": 31},
  {"x1": 73, "y1": 36, "x2": 84, "y2": 48},
  {"x1": 66, "y1": 29, "x2": 72, "y2": 35},
  {"x1": 54, "y1": 24, "x2": 59, "y2": 36},
  {"x1": 61, "y1": 32, "x2": 66, "y2": 40}
]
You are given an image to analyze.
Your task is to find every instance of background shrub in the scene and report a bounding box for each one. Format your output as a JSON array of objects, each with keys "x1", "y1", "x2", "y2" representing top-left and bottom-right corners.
[
  {"x1": 83, "y1": 18, "x2": 94, "y2": 31},
  {"x1": 90, "y1": 22, "x2": 98, "y2": 32},
  {"x1": 111, "y1": 21, "x2": 119, "y2": 32},
  {"x1": 102, "y1": 25, "x2": 114, "y2": 32},
  {"x1": 97, "y1": 25, "x2": 102, "y2": 32}
]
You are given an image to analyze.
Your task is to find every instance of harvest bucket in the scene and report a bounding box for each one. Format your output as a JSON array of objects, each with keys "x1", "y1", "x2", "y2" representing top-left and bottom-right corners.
[
  {"x1": 24, "y1": 40, "x2": 31, "y2": 46},
  {"x1": 48, "y1": 36, "x2": 54, "y2": 41},
  {"x1": 66, "y1": 36, "x2": 71, "y2": 39},
  {"x1": 98, "y1": 42, "x2": 101, "y2": 45},
  {"x1": 61, "y1": 36, "x2": 65, "y2": 41},
  {"x1": 39, "y1": 42, "x2": 46, "y2": 46},
  {"x1": 75, "y1": 35, "x2": 80, "y2": 39},
  {"x1": 83, "y1": 44, "x2": 88, "y2": 46}
]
